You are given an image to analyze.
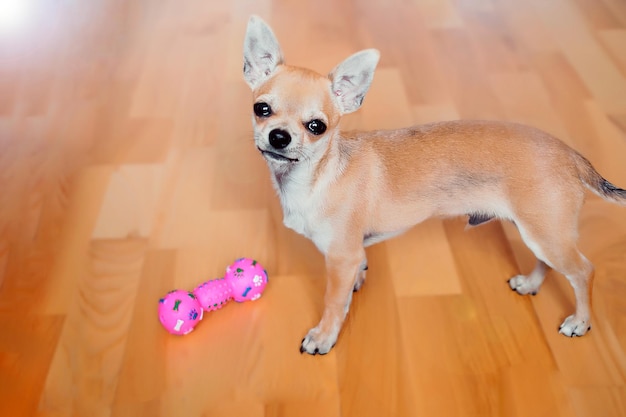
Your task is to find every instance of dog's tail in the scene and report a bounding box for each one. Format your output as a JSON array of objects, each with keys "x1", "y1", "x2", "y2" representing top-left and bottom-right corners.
[{"x1": 574, "y1": 152, "x2": 626, "y2": 205}]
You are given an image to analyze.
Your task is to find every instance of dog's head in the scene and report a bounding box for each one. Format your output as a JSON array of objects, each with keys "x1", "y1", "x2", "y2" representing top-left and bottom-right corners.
[{"x1": 243, "y1": 16, "x2": 380, "y2": 166}]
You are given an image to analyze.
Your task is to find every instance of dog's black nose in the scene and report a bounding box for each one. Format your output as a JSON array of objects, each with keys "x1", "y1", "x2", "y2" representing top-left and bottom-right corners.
[{"x1": 269, "y1": 129, "x2": 291, "y2": 149}]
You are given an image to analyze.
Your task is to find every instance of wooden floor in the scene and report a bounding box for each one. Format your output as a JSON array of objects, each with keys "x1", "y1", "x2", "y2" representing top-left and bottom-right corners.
[{"x1": 1, "y1": 0, "x2": 626, "y2": 416}]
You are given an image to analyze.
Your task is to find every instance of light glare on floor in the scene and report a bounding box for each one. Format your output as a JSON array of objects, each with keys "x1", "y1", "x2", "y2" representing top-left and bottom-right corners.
[{"x1": 0, "y1": 0, "x2": 31, "y2": 32}]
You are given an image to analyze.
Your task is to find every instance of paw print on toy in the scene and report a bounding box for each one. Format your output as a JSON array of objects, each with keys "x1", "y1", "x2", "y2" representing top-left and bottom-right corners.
[{"x1": 253, "y1": 274, "x2": 264, "y2": 287}]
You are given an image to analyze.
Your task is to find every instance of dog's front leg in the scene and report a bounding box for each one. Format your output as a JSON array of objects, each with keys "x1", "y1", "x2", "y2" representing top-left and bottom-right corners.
[{"x1": 300, "y1": 245, "x2": 364, "y2": 355}]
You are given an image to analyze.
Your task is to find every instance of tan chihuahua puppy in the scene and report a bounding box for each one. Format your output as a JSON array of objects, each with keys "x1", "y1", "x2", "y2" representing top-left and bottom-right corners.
[{"x1": 243, "y1": 16, "x2": 626, "y2": 355}]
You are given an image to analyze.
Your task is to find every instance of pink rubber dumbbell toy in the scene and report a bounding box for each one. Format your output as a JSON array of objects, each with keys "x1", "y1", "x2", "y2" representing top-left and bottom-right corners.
[{"x1": 158, "y1": 258, "x2": 269, "y2": 335}]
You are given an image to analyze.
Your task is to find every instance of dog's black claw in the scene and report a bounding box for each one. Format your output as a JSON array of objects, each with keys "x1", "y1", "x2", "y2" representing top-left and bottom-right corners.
[
  {"x1": 531, "y1": 291, "x2": 537, "y2": 296},
  {"x1": 587, "y1": 326, "x2": 591, "y2": 331},
  {"x1": 314, "y1": 348, "x2": 319, "y2": 355},
  {"x1": 318, "y1": 343, "x2": 335, "y2": 355},
  {"x1": 363, "y1": 265, "x2": 369, "y2": 271}
]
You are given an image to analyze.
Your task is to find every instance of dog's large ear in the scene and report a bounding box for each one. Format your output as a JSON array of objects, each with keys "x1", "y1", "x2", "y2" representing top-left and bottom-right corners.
[
  {"x1": 329, "y1": 49, "x2": 380, "y2": 114},
  {"x1": 243, "y1": 16, "x2": 284, "y2": 90}
]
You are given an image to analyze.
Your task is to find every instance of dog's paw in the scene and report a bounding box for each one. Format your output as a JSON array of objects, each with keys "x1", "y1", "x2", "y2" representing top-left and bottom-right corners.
[
  {"x1": 558, "y1": 315, "x2": 591, "y2": 337},
  {"x1": 508, "y1": 275, "x2": 540, "y2": 296},
  {"x1": 299, "y1": 327, "x2": 337, "y2": 355}
]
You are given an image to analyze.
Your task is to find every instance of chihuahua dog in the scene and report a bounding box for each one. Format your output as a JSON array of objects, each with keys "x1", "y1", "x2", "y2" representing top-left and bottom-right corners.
[{"x1": 243, "y1": 16, "x2": 626, "y2": 355}]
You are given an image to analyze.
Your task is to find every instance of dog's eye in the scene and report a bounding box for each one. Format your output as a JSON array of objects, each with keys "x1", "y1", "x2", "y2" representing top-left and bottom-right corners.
[
  {"x1": 253, "y1": 102, "x2": 272, "y2": 118},
  {"x1": 306, "y1": 119, "x2": 327, "y2": 135}
]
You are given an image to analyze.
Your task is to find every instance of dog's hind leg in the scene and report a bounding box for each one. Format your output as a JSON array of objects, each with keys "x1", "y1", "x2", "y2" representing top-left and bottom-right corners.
[
  {"x1": 552, "y1": 247, "x2": 594, "y2": 337},
  {"x1": 514, "y1": 217, "x2": 594, "y2": 337}
]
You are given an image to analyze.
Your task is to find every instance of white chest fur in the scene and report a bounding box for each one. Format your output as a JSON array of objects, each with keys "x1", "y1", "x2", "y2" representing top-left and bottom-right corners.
[{"x1": 273, "y1": 163, "x2": 336, "y2": 254}]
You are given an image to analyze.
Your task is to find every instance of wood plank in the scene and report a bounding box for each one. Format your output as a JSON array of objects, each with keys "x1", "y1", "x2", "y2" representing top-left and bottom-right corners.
[
  {"x1": 386, "y1": 220, "x2": 463, "y2": 297},
  {"x1": 38, "y1": 238, "x2": 147, "y2": 416},
  {"x1": 1, "y1": 1, "x2": 625, "y2": 416}
]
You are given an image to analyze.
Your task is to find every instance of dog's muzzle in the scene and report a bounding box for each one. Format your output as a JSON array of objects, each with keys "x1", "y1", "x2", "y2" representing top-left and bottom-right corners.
[{"x1": 258, "y1": 129, "x2": 298, "y2": 163}]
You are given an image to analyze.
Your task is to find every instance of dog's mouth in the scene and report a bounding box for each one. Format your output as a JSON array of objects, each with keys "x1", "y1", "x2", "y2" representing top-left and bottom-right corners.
[{"x1": 258, "y1": 148, "x2": 299, "y2": 163}]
